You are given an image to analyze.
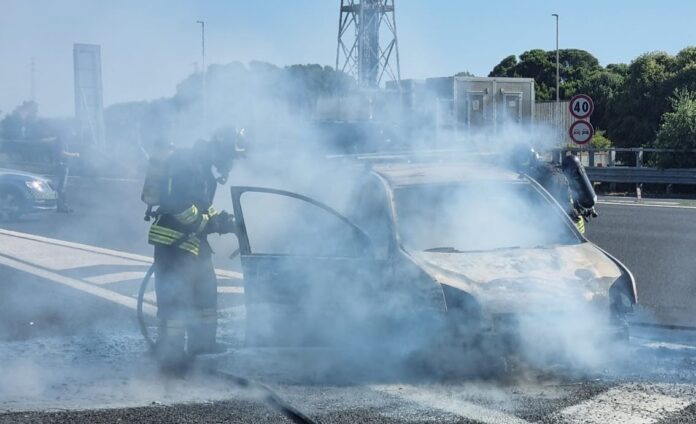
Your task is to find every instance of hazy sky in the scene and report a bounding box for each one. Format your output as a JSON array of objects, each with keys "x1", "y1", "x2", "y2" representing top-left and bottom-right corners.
[{"x1": 2, "y1": 0, "x2": 696, "y2": 117}]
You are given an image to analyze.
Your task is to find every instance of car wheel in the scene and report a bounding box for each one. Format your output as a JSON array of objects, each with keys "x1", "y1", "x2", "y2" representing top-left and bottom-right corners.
[{"x1": 0, "y1": 188, "x2": 25, "y2": 221}]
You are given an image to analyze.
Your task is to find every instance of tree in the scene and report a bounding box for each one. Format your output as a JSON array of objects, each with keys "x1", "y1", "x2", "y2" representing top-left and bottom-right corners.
[
  {"x1": 0, "y1": 101, "x2": 50, "y2": 140},
  {"x1": 489, "y1": 55, "x2": 517, "y2": 77},
  {"x1": 576, "y1": 67, "x2": 625, "y2": 132},
  {"x1": 455, "y1": 70, "x2": 475, "y2": 77},
  {"x1": 489, "y1": 49, "x2": 601, "y2": 101},
  {"x1": 654, "y1": 89, "x2": 696, "y2": 167},
  {"x1": 606, "y1": 51, "x2": 677, "y2": 148}
]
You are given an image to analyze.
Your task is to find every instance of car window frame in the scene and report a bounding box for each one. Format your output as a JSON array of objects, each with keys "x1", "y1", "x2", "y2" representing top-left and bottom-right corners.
[
  {"x1": 388, "y1": 178, "x2": 584, "y2": 254},
  {"x1": 230, "y1": 186, "x2": 375, "y2": 257}
]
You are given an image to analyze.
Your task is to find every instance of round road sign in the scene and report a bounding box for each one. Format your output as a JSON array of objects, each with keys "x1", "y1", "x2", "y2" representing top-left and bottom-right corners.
[
  {"x1": 569, "y1": 120, "x2": 594, "y2": 145},
  {"x1": 569, "y1": 94, "x2": 594, "y2": 119}
]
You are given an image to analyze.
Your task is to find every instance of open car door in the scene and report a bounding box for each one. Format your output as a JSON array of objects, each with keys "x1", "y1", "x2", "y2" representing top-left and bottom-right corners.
[{"x1": 231, "y1": 186, "x2": 388, "y2": 346}]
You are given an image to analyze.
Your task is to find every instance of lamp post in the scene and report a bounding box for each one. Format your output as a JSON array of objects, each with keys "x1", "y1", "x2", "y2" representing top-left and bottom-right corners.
[
  {"x1": 552, "y1": 13, "x2": 560, "y2": 145},
  {"x1": 552, "y1": 14, "x2": 559, "y2": 102},
  {"x1": 196, "y1": 20, "x2": 206, "y2": 130}
]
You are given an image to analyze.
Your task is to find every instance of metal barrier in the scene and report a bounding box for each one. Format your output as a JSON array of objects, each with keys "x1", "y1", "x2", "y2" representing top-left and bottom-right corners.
[
  {"x1": 557, "y1": 147, "x2": 696, "y2": 185},
  {"x1": 585, "y1": 167, "x2": 696, "y2": 185}
]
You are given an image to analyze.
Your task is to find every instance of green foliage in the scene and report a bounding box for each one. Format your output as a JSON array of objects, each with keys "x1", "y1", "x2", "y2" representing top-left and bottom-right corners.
[
  {"x1": 489, "y1": 49, "x2": 601, "y2": 101},
  {"x1": 654, "y1": 89, "x2": 696, "y2": 167},
  {"x1": 590, "y1": 131, "x2": 612, "y2": 149},
  {"x1": 490, "y1": 46, "x2": 696, "y2": 153},
  {"x1": 0, "y1": 101, "x2": 54, "y2": 140},
  {"x1": 104, "y1": 61, "x2": 356, "y2": 149},
  {"x1": 455, "y1": 70, "x2": 475, "y2": 77}
]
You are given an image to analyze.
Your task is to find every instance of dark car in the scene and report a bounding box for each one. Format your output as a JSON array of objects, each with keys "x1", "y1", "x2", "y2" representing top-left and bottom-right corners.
[
  {"x1": 0, "y1": 168, "x2": 57, "y2": 220},
  {"x1": 230, "y1": 161, "x2": 637, "y2": 357}
]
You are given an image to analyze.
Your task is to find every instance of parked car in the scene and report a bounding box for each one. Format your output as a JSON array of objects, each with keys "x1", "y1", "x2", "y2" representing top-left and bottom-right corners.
[
  {"x1": 230, "y1": 161, "x2": 637, "y2": 353},
  {"x1": 0, "y1": 168, "x2": 57, "y2": 220}
]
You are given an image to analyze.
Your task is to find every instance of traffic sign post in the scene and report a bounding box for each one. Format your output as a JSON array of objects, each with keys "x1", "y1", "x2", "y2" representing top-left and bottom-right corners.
[
  {"x1": 569, "y1": 120, "x2": 594, "y2": 145},
  {"x1": 569, "y1": 94, "x2": 594, "y2": 119}
]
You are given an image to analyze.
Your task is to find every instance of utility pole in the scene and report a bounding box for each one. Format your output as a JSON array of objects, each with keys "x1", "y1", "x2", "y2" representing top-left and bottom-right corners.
[
  {"x1": 552, "y1": 13, "x2": 561, "y2": 145},
  {"x1": 552, "y1": 14, "x2": 559, "y2": 102},
  {"x1": 30, "y1": 57, "x2": 36, "y2": 102},
  {"x1": 196, "y1": 20, "x2": 206, "y2": 131}
]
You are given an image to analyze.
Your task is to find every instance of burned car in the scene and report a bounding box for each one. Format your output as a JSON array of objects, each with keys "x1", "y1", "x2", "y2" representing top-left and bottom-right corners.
[{"x1": 230, "y1": 161, "x2": 637, "y2": 353}]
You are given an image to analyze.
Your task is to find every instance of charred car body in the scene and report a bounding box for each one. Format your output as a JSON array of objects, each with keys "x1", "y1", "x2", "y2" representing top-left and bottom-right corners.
[{"x1": 230, "y1": 160, "x2": 637, "y2": 355}]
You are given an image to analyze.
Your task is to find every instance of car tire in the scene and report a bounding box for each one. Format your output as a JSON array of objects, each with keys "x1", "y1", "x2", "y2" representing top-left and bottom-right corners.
[{"x1": 0, "y1": 188, "x2": 25, "y2": 221}]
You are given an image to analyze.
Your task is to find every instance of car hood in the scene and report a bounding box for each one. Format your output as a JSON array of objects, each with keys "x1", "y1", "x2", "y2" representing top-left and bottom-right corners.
[{"x1": 410, "y1": 242, "x2": 622, "y2": 315}]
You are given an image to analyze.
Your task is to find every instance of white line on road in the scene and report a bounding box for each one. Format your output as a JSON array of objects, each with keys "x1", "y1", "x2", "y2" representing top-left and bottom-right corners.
[
  {"x1": 0, "y1": 228, "x2": 243, "y2": 280},
  {"x1": 0, "y1": 254, "x2": 157, "y2": 317},
  {"x1": 557, "y1": 383, "x2": 694, "y2": 424},
  {"x1": 598, "y1": 200, "x2": 696, "y2": 210},
  {"x1": 371, "y1": 384, "x2": 530, "y2": 424},
  {"x1": 85, "y1": 271, "x2": 148, "y2": 285}
]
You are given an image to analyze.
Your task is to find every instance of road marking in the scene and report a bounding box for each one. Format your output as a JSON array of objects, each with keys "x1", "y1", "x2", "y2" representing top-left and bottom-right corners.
[
  {"x1": 85, "y1": 271, "x2": 148, "y2": 285},
  {"x1": 371, "y1": 384, "x2": 530, "y2": 424},
  {"x1": 0, "y1": 228, "x2": 243, "y2": 280},
  {"x1": 598, "y1": 200, "x2": 696, "y2": 210},
  {"x1": 557, "y1": 383, "x2": 693, "y2": 424},
  {"x1": 218, "y1": 286, "x2": 244, "y2": 294},
  {"x1": 0, "y1": 253, "x2": 157, "y2": 317}
]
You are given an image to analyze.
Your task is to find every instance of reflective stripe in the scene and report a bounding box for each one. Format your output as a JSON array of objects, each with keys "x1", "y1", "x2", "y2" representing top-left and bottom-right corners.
[
  {"x1": 148, "y1": 223, "x2": 201, "y2": 255},
  {"x1": 196, "y1": 213, "x2": 210, "y2": 233},
  {"x1": 173, "y1": 205, "x2": 200, "y2": 225},
  {"x1": 576, "y1": 217, "x2": 586, "y2": 234},
  {"x1": 150, "y1": 225, "x2": 184, "y2": 239},
  {"x1": 207, "y1": 206, "x2": 218, "y2": 216}
]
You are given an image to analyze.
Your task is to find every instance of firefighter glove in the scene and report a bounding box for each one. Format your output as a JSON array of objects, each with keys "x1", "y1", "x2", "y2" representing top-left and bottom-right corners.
[{"x1": 208, "y1": 211, "x2": 236, "y2": 235}]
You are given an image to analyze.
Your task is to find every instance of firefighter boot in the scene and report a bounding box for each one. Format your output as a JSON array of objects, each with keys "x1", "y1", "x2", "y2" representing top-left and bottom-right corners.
[
  {"x1": 187, "y1": 308, "x2": 227, "y2": 355},
  {"x1": 156, "y1": 319, "x2": 190, "y2": 375}
]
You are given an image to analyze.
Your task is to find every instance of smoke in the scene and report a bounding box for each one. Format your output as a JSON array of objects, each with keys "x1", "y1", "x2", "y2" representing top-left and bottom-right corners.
[{"x1": 0, "y1": 53, "x2": 634, "y2": 415}]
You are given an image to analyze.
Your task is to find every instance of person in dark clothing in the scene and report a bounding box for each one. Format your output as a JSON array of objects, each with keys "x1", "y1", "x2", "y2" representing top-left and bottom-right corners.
[
  {"x1": 147, "y1": 128, "x2": 241, "y2": 372},
  {"x1": 510, "y1": 145, "x2": 596, "y2": 234},
  {"x1": 52, "y1": 138, "x2": 79, "y2": 213}
]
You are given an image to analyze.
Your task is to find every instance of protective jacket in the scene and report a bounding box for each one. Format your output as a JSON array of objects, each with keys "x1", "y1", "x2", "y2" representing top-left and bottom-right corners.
[{"x1": 148, "y1": 144, "x2": 219, "y2": 255}]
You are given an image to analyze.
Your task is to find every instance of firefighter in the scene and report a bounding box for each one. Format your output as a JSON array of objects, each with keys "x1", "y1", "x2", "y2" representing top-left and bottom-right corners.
[
  {"x1": 52, "y1": 138, "x2": 80, "y2": 213},
  {"x1": 147, "y1": 127, "x2": 241, "y2": 372},
  {"x1": 510, "y1": 145, "x2": 596, "y2": 234}
]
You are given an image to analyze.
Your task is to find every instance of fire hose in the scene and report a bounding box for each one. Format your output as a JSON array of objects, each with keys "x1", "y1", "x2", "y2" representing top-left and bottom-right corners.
[{"x1": 136, "y1": 265, "x2": 319, "y2": 424}]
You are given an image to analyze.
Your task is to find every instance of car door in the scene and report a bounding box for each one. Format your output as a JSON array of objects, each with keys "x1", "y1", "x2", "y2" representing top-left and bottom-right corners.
[{"x1": 231, "y1": 186, "x2": 389, "y2": 346}]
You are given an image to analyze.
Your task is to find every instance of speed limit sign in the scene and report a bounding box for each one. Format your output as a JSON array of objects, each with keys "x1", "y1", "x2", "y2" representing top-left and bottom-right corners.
[{"x1": 569, "y1": 94, "x2": 594, "y2": 119}]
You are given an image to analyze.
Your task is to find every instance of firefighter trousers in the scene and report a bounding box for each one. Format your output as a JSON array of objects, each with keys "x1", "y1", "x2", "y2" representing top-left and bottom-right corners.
[{"x1": 153, "y1": 243, "x2": 218, "y2": 365}]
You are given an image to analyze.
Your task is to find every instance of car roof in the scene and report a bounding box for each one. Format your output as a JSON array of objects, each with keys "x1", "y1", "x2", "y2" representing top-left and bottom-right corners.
[{"x1": 371, "y1": 161, "x2": 523, "y2": 188}]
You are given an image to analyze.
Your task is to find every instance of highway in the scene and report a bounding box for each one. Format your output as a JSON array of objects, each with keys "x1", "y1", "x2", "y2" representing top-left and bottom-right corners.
[
  {"x1": 587, "y1": 198, "x2": 696, "y2": 326},
  {"x1": 1, "y1": 194, "x2": 696, "y2": 423}
]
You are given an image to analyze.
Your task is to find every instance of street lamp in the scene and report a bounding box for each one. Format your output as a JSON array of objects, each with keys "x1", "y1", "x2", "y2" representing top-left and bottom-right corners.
[
  {"x1": 552, "y1": 14, "x2": 559, "y2": 102},
  {"x1": 196, "y1": 20, "x2": 206, "y2": 130}
]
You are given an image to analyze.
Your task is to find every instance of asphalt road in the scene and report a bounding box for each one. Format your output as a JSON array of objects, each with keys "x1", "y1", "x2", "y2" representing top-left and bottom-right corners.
[
  {"x1": 2, "y1": 192, "x2": 696, "y2": 423},
  {"x1": 586, "y1": 198, "x2": 696, "y2": 326}
]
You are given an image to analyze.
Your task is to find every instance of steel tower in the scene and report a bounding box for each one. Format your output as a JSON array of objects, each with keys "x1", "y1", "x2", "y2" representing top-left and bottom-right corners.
[{"x1": 336, "y1": 0, "x2": 401, "y2": 88}]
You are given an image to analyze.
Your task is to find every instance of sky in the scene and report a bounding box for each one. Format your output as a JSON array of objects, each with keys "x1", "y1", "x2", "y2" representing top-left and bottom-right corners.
[{"x1": 1, "y1": 0, "x2": 696, "y2": 117}]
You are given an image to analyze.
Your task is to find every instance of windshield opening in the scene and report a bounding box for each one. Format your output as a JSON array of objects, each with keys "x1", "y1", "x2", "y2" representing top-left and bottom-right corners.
[{"x1": 394, "y1": 182, "x2": 580, "y2": 253}]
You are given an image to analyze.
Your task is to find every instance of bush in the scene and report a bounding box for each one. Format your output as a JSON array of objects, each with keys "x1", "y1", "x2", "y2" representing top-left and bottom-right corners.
[
  {"x1": 590, "y1": 131, "x2": 612, "y2": 149},
  {"x1": 654, "y1": 89, "x2": 696, "y2": 167}
]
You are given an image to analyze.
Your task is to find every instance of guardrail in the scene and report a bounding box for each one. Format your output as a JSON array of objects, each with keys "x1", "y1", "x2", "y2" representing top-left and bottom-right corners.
[
  {"x1": 557, "y1": 147, "x2": 696, "y2": 185},
  {"x1": 585, "y1": 167, "x2": 696, "y2": 185}
]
